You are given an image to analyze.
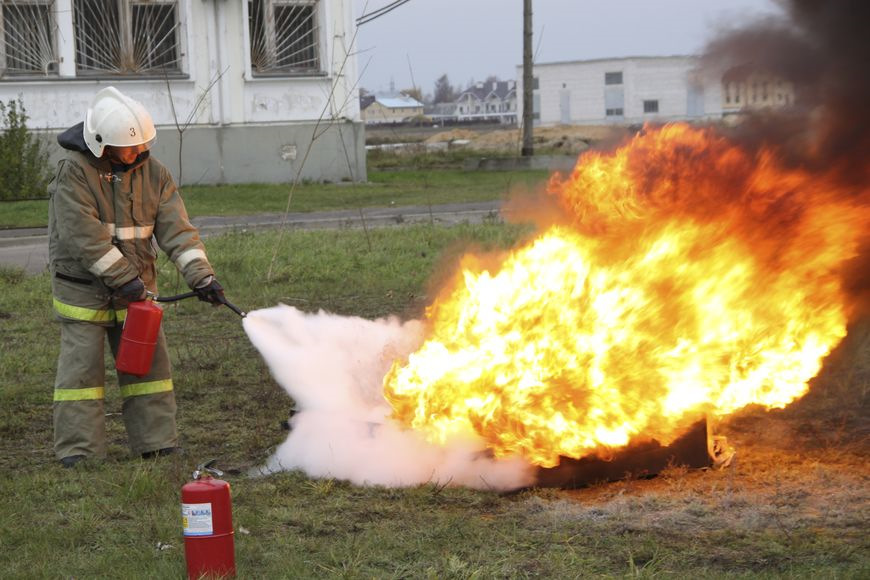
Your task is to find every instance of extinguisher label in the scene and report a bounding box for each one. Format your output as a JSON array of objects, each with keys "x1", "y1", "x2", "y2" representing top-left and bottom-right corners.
[{"x1": 182, "y1": 502, "x2": 214, "y2": 536}]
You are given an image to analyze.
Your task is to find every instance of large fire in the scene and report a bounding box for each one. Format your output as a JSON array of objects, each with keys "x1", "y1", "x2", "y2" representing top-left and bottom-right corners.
[{"x1": 384, "y1": 124, "x2": 867, "y2": 468}]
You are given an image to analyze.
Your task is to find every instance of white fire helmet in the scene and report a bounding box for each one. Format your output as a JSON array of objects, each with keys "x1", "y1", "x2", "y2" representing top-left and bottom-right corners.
[{"x1": 83, "y1": 86, "x2": 156, "y2": 158}]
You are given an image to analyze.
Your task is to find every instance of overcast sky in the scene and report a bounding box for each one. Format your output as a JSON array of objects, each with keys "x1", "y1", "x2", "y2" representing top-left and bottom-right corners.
[{"x1": 353, "y1": 0, "x2": 783, "y2": 96}]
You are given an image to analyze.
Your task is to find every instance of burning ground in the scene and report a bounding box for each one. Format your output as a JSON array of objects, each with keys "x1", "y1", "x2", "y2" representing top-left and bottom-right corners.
[
  {"x1": 244, "y1": 120, "x2": 869, "y2": 491},
  {"x1": 235, "y1": 116, "x2": 870, "y2": 571}
]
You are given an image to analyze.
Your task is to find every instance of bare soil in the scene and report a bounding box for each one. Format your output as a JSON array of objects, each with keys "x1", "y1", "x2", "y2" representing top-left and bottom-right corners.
[
  {"x1": 368, "y1": 123, "x2": 633, "y2": 154},
  {"x1": 426, "y1": 124, "x2": 630, "y2": 152}
]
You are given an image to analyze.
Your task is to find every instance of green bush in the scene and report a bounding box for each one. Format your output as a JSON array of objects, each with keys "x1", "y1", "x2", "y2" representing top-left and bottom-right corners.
[{"x1": 0, "y1": 98, "x2": 52, "y2": 201}]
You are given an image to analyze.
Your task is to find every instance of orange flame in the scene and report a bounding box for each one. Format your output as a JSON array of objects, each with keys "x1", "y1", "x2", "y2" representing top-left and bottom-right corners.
[{"x1": 384, "y1": 124, "x2": 868, "y2": 467}]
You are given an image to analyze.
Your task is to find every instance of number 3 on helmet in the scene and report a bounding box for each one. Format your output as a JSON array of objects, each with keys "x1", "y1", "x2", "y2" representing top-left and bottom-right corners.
[{"x1": 83, "y1": 86, "x2": 156, "y2": 158}]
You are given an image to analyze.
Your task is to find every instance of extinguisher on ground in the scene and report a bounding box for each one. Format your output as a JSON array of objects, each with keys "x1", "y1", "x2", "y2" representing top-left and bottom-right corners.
[{"x1": 182, "y1": 460, "x2": 236, "y2": 579}]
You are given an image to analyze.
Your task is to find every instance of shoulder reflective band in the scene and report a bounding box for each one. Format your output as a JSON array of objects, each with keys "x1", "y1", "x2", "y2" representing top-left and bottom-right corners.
[
  {"x1": 89, "y1": 246, "x2": 124, "y2": 276},
  {"x1": 120, "y1": 379, "x2": 173, "y2": 398},
  {"x1": 53, "y1": 298, "x2": 115, "y2": 323},
  {"x1": 54, "y1": 386, "x2": 105, "y2": 401},
  {"x1": 176, "y1": 248, "x2": 207, "y2": 270}
]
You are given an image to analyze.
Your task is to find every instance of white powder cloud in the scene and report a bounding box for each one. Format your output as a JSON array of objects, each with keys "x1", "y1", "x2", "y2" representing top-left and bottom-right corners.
[{"x1": 243, "y1": 305, "x2": 535, "y2": 491}]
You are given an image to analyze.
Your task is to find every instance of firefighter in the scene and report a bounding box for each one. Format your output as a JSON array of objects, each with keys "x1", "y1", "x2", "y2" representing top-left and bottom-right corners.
[{"x1": 48, "y1": 86, "x2": 224, "y2": 468}]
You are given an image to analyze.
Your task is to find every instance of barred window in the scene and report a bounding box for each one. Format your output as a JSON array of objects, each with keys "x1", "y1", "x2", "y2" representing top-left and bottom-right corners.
[
  {"x1": 73, "y1": 0, "x2": 181, "y2": 75},
  {"x1": 0, "y1": 0, "x2": 58, "y2": 76},
  {"x1": 249, "y1": 0, "x2": 320, "y2": 76}
]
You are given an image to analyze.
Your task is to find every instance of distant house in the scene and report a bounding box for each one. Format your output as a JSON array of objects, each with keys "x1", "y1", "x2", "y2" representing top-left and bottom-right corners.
[
  {"x1": 359, "y1": 94, "x2": 377, "y2": 111},
  {"x1": 438, "y1": 80, "x2": 517, "y2": 124},
  {"x1": 361, "y1": 94, "x2": 424, "y2": 124},
  {"x1": 721, "y1": 65, "x2": 795, "y2": 116}
]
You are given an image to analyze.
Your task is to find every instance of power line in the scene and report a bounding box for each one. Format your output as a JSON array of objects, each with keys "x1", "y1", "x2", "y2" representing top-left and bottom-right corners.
[{"x1": 356, "y1": 0, "x2": 412, "y2": 27}]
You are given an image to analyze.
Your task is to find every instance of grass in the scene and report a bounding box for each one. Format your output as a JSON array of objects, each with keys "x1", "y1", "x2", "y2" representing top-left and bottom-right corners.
[
  {"x1": 1, "y1": 224, "x2": 868, "y2": 578},
  {"x1": 366, "y1": 147, "x2": 516, "y2": 170},
  {"x1": 0, "y1": 167, "x2": 548, "y2": 229}
]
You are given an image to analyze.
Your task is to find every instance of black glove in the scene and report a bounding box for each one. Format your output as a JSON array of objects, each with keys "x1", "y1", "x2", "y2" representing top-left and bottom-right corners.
[
  {"x1": 115, "y1": 277, "x2": 146, "y2": 301},
  {"x1": 195, "y1": 276, "x2": 225, "y2": 306}
]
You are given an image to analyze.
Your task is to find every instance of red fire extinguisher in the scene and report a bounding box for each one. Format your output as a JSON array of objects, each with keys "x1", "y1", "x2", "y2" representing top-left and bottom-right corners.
[
  {"x1": 115, "y1": 296, "x2": 163, "y2": 377},
  {"x1": 182, "y1": 461, "x2": 236, "y2": 579},
  {"x1": 116, "y1": 290, "x2": 247, "y2": 377}
]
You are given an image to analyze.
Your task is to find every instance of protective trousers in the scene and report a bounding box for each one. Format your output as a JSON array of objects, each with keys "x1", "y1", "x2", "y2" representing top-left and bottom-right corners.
[{"x1": 53, "y1": 319, "x2": 177, "y2": 459}]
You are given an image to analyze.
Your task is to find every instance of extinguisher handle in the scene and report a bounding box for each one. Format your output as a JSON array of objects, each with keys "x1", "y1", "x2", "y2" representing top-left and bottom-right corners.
[{"x1": 193, "y1": 459, "x2": 225, "y2": 480}]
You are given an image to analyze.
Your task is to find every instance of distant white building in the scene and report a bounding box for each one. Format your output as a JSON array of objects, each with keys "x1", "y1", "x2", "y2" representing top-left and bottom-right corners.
[
  {"x1": 516, "y1": 56, "x2": 723, "y2": 126},
  {"x1": 0, "y1": 0, "x2": 364, "y2": 184},
  {"x1": 360, "y1": 94, "x2": 424, "y2": 125},
  {"x1": 452, "y1": 80, "x2": 517, "y2": 124},
  {"x1": 721, "y1": 65, "x2": 795, "y2": 116}
]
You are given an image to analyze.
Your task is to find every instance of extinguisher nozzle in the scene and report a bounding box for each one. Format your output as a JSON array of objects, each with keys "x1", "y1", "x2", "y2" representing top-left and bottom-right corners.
[
  {"x1": 219, "y1": 297, "x2": 246, "y2": 318},
  {"x1": 193, "y1": 459, "x2": 225, "y2": 479}
]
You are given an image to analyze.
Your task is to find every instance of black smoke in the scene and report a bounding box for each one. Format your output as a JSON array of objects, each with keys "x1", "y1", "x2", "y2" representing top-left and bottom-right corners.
[
  {"x1": 704, "y1": 1, "x2": 870, "y2": 316},
  {"x1": 703, "y1": 0, "x2": 870, "y2": 182}
]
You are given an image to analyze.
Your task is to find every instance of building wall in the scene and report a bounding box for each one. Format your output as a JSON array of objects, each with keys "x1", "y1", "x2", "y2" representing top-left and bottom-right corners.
[
  {"x1": 361, "y1": 102, "x2": 422, "y2": 124},
  {"x1": 0, "y1": 0, "x2": 364, "y2": 184},
  {"x1": 517, "y1": 56, "x2": 724, "y2": 126},
  {"x1": 722, "y1": 73, "x2": 794, "y2": 114}
]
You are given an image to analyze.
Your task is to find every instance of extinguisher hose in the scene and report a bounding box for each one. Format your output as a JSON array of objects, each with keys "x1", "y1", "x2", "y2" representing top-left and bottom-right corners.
[
  {"x1": 153, "y1": 291, "x2": 198, "y2": 302},
  {"x1": 153, "y1": 291, "x2": 247, "y2": 318}
]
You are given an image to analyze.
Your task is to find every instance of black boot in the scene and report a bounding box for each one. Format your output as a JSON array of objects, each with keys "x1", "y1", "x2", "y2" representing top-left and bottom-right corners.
[
  {"x1": 142, "y1": 447, "x2": 182, "y2": 459},
  {"x1": 60, "y1": 455, "x2": 86, "y2": 468}
]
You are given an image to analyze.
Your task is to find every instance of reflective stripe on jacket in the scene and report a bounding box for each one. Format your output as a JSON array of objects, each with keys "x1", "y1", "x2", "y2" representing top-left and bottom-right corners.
[{"x1": 48, "y1": 146, "x2": 214, "y2": 321}]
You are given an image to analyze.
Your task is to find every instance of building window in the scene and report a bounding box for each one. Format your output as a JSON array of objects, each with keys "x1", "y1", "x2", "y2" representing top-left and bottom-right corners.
[
  {"x1": 605, "y1": 108, "x2": 623, "y2": 117},
  {"x1": 73, "y1": 0, "x2": 181, "y2": 75},
  {"x1": 604, "y1": 71, "x2": 622, "y2": 85},
  {"x1": 643, "y1": 100, "x2": 659, "y2": 113},
  {"x1": 0, "y1": 0, "x2": 58, "y2": 76},
  {"x1": 249, "y1": 0, "x2": 320, "y2": 76}
]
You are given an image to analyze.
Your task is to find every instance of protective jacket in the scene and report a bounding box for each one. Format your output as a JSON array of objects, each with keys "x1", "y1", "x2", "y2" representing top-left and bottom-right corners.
[{"x1": 48, "y1": 122, "x2": 213, "y2": 323}]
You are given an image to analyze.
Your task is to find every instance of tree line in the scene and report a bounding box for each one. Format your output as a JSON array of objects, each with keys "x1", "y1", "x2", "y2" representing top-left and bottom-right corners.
[{"x1": 360, "y1": 73, "x2": 505, "y2": 105}]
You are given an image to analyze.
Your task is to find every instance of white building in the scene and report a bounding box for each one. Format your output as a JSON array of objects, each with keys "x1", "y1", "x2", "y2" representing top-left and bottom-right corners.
[
  {"x1": 361, "y1": 94, "x2": 424, "y2": 125},
  {"x1": 451, "y1": 80, "x2": 517, "y2": 124},
  {"x1": 0, "y1": 0, "x2": 364, "y2": 184},
  {"x1": 517, "y1": 56, "x2": 723, "y2": 126}
]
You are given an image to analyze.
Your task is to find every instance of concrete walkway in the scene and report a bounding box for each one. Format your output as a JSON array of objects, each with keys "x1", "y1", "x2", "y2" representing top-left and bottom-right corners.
[{"x1": 0, "y1": 201, "x2": 504, "y2": 275}]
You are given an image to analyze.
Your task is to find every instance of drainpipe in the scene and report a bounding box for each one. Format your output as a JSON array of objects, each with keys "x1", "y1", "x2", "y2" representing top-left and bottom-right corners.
[
  {"x1": 204, "y1": 0, "x2": 222, "y2": 125},
  {"x1": 55, "y1": 0, "x2": 75, "y2": 77},
  {"x1": 207, "y1": 0, "x2": 228, "y2": 183},
  {"x1": 214, "y1": 0, "x2": 231, "y2": 125}
]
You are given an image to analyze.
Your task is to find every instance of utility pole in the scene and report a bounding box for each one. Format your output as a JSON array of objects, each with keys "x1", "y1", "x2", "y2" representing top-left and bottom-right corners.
[{"x1": 521, "y1": 0, "x2": 534, "y2": 157}]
